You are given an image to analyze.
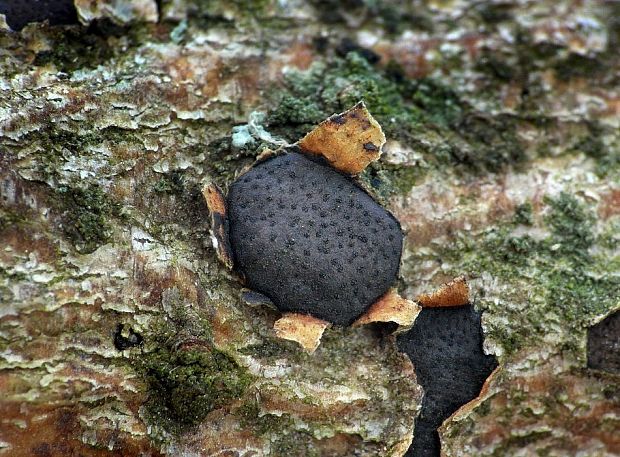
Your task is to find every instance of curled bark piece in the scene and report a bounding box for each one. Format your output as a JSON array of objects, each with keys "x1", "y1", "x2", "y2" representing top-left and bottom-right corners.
[
  {"x1": 298, "y1": 102, "x2": 385, "y2": 175},
  {"x1": 273, "y1": 313, "x2": 331, "y2": 353},
  {"x1": 353, "y1": 289, "x2": 421, "y2": 328},
  {"x1": 417, "y1": 276, "x2": 469, "y2": 308},
  {"x1": 202, "y1": 184, "x2": 234, "y2": 270}
]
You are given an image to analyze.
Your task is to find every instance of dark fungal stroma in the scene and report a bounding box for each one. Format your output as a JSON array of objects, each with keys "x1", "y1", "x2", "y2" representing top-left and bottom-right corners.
[
  {"x1": 588, "y1": 310, "x2": 620, "y2": 374},
  {"x1": 397, "y1": 305, "x2": 498, "y2": 457},
  {"x1": 227, "y1": 150, "x2": 403, "y2": 326},
  {"x1": 0, "y1": 0, "x2": 78, "y2": 31}
]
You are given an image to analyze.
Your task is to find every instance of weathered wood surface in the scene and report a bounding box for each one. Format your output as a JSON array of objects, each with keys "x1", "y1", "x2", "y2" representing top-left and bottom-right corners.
[{"x1": 1, "y1": 1, "x2": 618, "y2": 456}]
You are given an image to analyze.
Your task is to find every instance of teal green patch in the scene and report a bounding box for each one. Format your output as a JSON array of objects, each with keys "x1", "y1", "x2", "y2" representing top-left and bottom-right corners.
[{"x1": 442, "y1": 192, "x2": 620, "y2": 358}]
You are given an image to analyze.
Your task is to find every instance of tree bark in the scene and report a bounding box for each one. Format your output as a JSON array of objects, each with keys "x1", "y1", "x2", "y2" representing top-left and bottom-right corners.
[{"x1": 0, "y1": 1, "x2": 618, "y2": 456}]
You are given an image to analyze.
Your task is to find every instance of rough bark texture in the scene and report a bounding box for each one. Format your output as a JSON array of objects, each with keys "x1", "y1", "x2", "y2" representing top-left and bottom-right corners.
[{"x1": 0, "y1": 1, "x2": 618, "y2": 456}]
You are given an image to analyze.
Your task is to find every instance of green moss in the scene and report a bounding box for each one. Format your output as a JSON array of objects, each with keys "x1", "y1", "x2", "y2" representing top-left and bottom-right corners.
[
  {"x1": 267, "y1": 52, "x2": 525, "y2": 178},
  {"x1": 307, "y1": 0, "x2": 432, "y2": 36},
  {"x1": 475, "y1": 2, "x2": 514, "y2": 24},
  {"x1": 55, "y1": 184, "x2": 122, "y2": 253},
  {"x1": 0, "y1": 266, "x2": 29, "y2": 282},
  {"x1": 272, "y1": 430, "x2": 321, "y2": 457},
  {"x1": 410, "y1": 78, "x2": 462, "y2": 126},
  {"x1": 0, "y1": 208, "x2": 26, "y2": 233},
  {"x1": 141, "y1": 344, "x2": 252, "y2": 433},
  {"x1": 569, "y1": 122, "x2": 620, "y2": 177},
  {"x1": 237, "y1": 399, "x2": 296, "y2": 436},
  {"x1": 553, "y1": 53, "x2": 605, "y2": 81},
  {"x1": 17, "y1": 126, "x2": 141, "y2": 185},
  {"x1": 201, "y1": 136, "x2": 263, "y2": 187},
  {"x1": 153, "y1": 171, "x2": 185, "y2": 194},
  {"x1": 32, "y1": 21, "x2": 152, "y2": 74},
  {"x1": 230, "y1": 0, "x2": 271, "y2": 14},
  {"x1": 267, "y1": 54, "x2": 426, "y2": 143},
  {"x1": 544, "y1": 193, "x2": 594, "y2": 256},
  {"x1": 441, "y1": 192, "x2": 619, "y2": 358},
  {"x1": 492, "y1": 430, "x2": 553, "y2": 455},
  {"x1": 138, "y1": 311, "x2": 253, "y2": 437},
  {"x1": 513, "y1": 202, "x2": 534, "y2": 226},
  {"x1": 452, "y1": 114, "x2": 526, "y2": 173},
  {"x1": 238, "y1": 400, "x2": 320, "y2": 457},
  {"x1": 185, "y1": 0, "x2": 272, "y2": 29},
  {"x1": 357, "y1": 162, "x2": 425, "y2": 199}
]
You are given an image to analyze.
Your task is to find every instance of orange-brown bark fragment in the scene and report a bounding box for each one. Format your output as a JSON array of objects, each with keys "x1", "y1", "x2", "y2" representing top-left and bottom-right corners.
[
  {"x1": 273, "y1": 313, "x2": 331, "y2": 353},
  {"x1": 353, "y1": 289, "x2": 421, "y2": 327},
  {"x1": 298, "y1": 102, "x2": 385, "y2": 175},
  {"x1": 417, "y1": 276, "x2": 470, "y2": 307},
  {"x1": 202, "y1": 183, "x2": 234, "y2": 270}
]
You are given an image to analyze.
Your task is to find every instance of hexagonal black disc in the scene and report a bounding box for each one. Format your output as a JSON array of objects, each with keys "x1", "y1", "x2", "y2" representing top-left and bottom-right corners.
[{"x1": 227, "y1": 150, "x2": 403, "y2": 326}]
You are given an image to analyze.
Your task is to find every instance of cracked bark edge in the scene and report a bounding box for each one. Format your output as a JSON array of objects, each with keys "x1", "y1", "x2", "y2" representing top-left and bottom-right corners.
[{"x1": 440, "y1": 364, "x2": 501, "y2": 427}]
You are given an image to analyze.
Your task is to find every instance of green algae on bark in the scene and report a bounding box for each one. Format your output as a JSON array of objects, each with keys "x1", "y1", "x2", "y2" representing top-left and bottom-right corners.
[
  {"x1": 1, "y1": 0, "x2": 619, "y2": 455},
  {"x1": 267, "y1": 52, "x2": 525, "y2": 177},
  {"x1": 55, "y1": 184, "x2": 124, "y2": 253},
  {"x1": 140, "y1": 343, "x2": 253, "y2": 435},
  {"x1": 440, "y1": 192, "x2": 619, "y2": 359},
  {"x1": 135, "y1": 290, "x2": 254, "y2": 439}
]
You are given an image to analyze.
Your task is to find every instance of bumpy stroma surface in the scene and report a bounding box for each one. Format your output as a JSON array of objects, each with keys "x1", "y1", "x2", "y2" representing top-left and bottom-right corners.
[{"x1": 227, "y1": 150, "x2": 403, "y2": 326}]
